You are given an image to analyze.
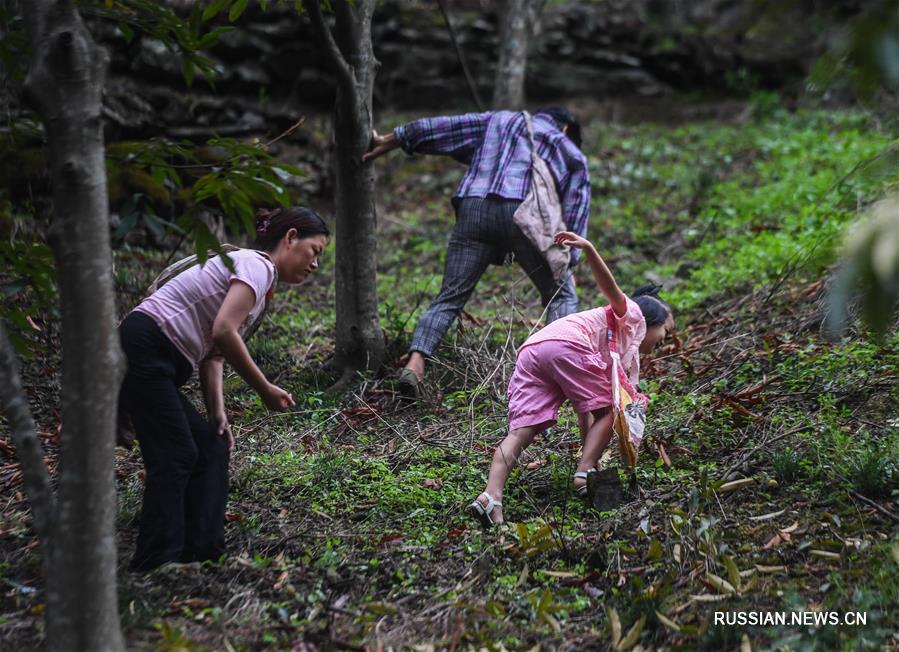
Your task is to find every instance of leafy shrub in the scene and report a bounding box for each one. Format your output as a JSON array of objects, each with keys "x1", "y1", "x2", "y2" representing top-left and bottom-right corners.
[
  {"x1": 772, "y1": 448, "x2": 804, "y2": 483},
  {"x1": 844, "y1": 442, "x2": 897, "y2": 499}
]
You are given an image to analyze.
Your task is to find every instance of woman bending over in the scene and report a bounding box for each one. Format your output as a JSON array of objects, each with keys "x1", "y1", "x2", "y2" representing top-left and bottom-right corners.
[{"x1": 119, "y1": 207, "x2": 328, "y2": 570}]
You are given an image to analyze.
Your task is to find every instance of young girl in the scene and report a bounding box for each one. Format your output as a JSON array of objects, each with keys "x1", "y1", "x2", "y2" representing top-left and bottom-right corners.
[
  {"x1": 468, "y1": 231, "x2": 674, "y2": 526},
  {"x1": 119, "y1": 206, "x2": 328, "y2": 571}
]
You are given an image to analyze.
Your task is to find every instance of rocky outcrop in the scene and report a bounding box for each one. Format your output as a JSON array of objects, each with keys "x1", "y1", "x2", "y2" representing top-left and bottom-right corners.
[{"x1": 94, "y1": 0, "x2": 858, "y2": 140}]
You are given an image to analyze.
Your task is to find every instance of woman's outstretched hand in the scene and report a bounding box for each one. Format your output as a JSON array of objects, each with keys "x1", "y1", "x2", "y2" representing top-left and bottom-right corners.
[
  {"x1": 261, "y1": 383, "x2": 295, "y2": 411},
  {"x1": 362, "y1": 130, "x2": 399, "y2": 162},
  {"x1": 554, "y1": 231, "x2": 594, "y2": 251}
]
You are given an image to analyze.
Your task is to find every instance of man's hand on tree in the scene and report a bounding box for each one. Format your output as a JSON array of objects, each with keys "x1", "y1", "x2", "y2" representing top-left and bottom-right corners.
[{"x1": 363, "y1": 130, "x2": 399, "y2": 162}]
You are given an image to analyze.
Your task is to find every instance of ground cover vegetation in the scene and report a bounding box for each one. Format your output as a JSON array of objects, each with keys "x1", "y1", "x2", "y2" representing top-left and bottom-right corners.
[{"x1": 1, "y1": 103, "x2": 898, "y2": 650}]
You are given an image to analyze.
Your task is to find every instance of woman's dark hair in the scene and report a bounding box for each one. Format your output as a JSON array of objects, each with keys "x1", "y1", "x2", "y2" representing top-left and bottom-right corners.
[
  {"x1": 632, "y1": 284, "x2": 672, "y2": 327},
  {"x1": 536, "y1": 106, "x2": 582, "y2": 149},
  {"x1": 253, "y1": 206, "x2": 329, "y2": 252}
]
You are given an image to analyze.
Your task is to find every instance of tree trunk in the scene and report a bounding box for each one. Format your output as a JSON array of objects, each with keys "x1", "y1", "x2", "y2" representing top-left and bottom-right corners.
[
  {"x1": 308, "y1": 0, "x2": 385, "y2": 386},
  {"x1": 0, "y1": 323, "x2": 55, "y2": 542},
  {"x1": 493, "y1": 0, "x2": 543, "y2": 110},
  {"x1": 22, "y1": 2, "x2": 126, "y2": 650}
]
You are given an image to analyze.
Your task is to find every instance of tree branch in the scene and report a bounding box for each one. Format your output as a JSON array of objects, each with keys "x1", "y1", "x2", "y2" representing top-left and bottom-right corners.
[
  {"x1": 0, "y1": 322, "x2": 56, "y2": 540},
  {"x1": 306, "y1": 0, "x2": 355, "y2": 93},
  {"x1": 333, "y1": 0, "x2": 358, "y2": 64},
  {"x1": 437, "y1": 0, "x2": 485, "y2": 111},
  {"x1": 21, "y1": 0, "x2": 48, "y2": 45}
]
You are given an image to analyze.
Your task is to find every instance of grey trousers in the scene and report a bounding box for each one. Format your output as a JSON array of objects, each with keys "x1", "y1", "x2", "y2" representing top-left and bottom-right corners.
[{"x1": 409, "y1": 196, "x2": 579, "y2": 357}]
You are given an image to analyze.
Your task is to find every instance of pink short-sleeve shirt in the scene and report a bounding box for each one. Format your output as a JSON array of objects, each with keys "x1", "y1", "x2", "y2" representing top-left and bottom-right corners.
[
  {"x1": 520, "y1": 297, "x2": 646, "y2": 384},
  {"x1": 134, "y1": 249, "x2": 276, "y2": 368}
]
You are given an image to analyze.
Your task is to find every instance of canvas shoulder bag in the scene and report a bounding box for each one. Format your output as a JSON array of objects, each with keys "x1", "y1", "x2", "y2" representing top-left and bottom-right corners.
[{"x1": 512, "y1": 112, "x2": 571, "y2": 283}]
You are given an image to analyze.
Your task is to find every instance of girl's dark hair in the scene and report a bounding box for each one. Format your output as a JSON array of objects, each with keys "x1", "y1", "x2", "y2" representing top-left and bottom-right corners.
[
  {"x1": 632, "y1": 283, "x2": 672, "y2": 327},
  {"x1": 536, "y1": 106, "x2": 582, "y2": 149},
  {"x1": 253, "y1": 206, "x2": 329, "y2": 252}
]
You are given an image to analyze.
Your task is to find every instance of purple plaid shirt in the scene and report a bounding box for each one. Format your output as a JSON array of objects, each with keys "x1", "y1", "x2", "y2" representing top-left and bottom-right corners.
[{"x1": 394, "y1": 111, "x2": 591, "y2": 262}]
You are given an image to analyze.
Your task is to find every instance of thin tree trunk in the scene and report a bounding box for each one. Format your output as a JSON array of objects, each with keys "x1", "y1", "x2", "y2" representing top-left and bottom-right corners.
[
  {"x1": 0, "y1": 323, "x2": 55, "y2": 541},
  {"x1": 493, "y1": 0, "x2": 543, "y2": 110},
  {"x1": 22, "y1": 2, "x2": 125, "y2": 650},
  {"x1": 308, "y1": 0, "x2": 385, "y2": 385}
]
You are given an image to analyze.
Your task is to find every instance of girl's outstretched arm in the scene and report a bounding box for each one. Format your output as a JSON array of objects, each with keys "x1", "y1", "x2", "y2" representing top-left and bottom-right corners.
[{"x1": 554, "y1": 231, "x2": 627, "y2": 317}]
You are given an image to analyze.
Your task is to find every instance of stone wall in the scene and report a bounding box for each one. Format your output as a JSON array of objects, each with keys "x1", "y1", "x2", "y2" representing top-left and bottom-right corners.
[{"x1": 97, "y1": 0, "x2": 858, "y2": 139}]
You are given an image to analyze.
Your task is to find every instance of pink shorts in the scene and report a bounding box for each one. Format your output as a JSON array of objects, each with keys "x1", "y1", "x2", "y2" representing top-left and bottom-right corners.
[{"x1": 507, "y1": 339, "x2": 613, "y2": 431}]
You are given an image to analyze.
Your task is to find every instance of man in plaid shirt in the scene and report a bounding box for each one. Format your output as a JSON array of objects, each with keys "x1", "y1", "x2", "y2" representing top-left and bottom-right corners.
[{"x1": 364, "y1": 108, "x2": 590, "y2": 397}]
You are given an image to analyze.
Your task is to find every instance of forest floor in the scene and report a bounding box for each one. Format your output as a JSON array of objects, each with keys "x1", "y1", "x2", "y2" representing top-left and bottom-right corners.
[{"x1": 1, "y1": 102, "x2": 898, "y2": 651}]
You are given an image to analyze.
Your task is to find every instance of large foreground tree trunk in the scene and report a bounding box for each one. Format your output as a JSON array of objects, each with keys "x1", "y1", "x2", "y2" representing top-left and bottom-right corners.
[
  {"x1": 308, "y1": 0, "x2": 385, "y2": 385},
  {"x1": 493, "y1": 0, "x2": 544, "y2": 110},
  {"x1": 22, "y1": 2, "x2": 126, "y2": 649}
]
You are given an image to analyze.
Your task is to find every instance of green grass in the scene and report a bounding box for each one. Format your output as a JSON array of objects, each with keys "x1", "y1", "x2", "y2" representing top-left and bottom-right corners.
[
  {"x1": 140, "y1": 106, "x2": 899, "y2": 650},
  {"x1": 2, "y1": 104, "x2": 898, "y2": 651}
]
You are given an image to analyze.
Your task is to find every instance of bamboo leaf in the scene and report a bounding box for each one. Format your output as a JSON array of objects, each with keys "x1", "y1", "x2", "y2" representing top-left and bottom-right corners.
[
  {"x1": 617, "y1": 615, "x2": 645, "y2": 651},
  {"x1": 723, "y1": 555, "x2": 742, "y2": 592},
  {"x1": 656, "y1": 610, "x2": 681, "y2": 632},
  {"x1": 516, "y1": 563, "x2": 529, "y2": 587},
  {"x1": 718, "y1": 477, "x2": 755, "y2": 493},
  {"x1": 606, "y1": 606, "x2": 622, "y2": 646},
  {"x1": 705, "y1": 572, "x2": 736, "y2": 595},
  {"x1": 540, "y1": 610, "x2": 562, "y2": 633},
  {"x1": 539, "y1": 570, "x2": 578, "y2": 579},
  {"x1": 690, "y1": 593, "x2": 729, "y2": 602},
  {"x1": 749, "y1": 509, "x2": 785, "y2": 521}
]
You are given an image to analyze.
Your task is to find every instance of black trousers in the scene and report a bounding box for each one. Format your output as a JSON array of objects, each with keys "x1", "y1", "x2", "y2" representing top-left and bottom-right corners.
[{"x1": 118, "y1": 311, "x2": 229, "y2": 571}]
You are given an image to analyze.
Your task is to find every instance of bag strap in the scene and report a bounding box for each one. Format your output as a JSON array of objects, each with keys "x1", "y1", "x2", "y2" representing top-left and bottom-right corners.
[
  {"x1": 522, "y1": 111, "x2": 536, "y2": 153},
  {"x1": 605, "y1": 305, "x2": 648, "y2": 407},
  {"x1": 147, "y1": 246, "x2": 277, "y2": 341}
]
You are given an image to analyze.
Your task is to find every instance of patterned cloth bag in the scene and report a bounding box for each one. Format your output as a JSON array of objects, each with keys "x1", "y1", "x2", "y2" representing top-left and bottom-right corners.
[
  {"x1": 512, "y1": 111, "x2": 570, "y2": 283},
  {"x1": 605, "y1": 306, "x2": 649, "y2": 467}
]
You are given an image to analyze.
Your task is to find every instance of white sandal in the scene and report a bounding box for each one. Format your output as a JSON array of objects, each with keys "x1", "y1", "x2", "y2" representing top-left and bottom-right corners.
[
  {"x1": 468, "y1": 492, "x2": 503, "y2": 527},
  {"x1": 574, "y1": 470, "x2": 596, "y2": 498}
]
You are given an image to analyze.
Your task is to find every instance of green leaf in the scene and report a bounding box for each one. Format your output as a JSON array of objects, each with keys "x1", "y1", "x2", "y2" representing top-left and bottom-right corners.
[
  {"x1": 202, "y1": 0, "x2": 232, "y2": 21},
  {"x1": 198, "y1": 26, "x2": 234, "y2": 49},
  {"x1": 181, "y1": 57, "x2": 196, "y2": 87},
  {"x1": 273, "y1": 163, "x2": 306, "y2": 178},
  {"x1": 194, "y1": 222, "x2": 216, "y2": 265},
  {"x1": 606, "y1": 606, "x2": 622, "y2": 646},
  {"x1": 705, "y1": 572, "x2": 736, "y2": 595},
  {"x1": 228, "y1": 0, "x2": 249, "y2": 22},
  {"x1": 723, "y1": 555, "x2": 742, "y2": 593},
  {"x1": 617, "y1": 615, "x2": 645, "y2": 651},
  {"x1": 118, "y1": 20, "x2": 135, "y2": 43},
  {"x1": 648, "y1": 538, "x2": 664, "y2": 562}
]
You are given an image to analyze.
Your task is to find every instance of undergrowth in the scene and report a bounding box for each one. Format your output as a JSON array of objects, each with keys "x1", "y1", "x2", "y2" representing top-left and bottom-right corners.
[{"x1": 1, "y1": 104, "x2": 898, "y2": 651}]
